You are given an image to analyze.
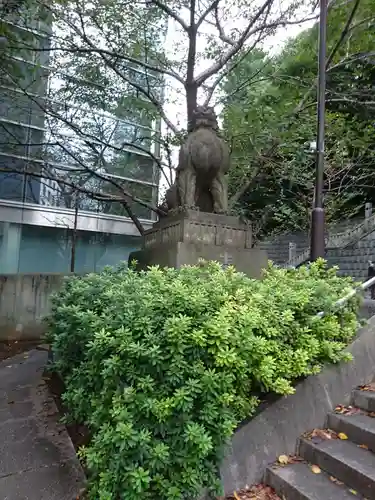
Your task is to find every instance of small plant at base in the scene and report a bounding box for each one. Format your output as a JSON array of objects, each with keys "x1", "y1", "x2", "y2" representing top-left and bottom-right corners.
[{"x1": 47, "y1": 258, "x2": 360, "y2": 499}]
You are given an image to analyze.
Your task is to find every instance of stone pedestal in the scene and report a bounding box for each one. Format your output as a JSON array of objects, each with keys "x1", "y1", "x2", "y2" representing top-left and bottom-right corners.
[{"x1": 129, "y1": 210, "x2": 268, "y2": 278}]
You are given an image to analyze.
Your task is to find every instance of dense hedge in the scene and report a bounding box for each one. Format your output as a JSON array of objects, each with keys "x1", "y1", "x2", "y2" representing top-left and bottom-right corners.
[{"x1": 47, "y1": 259, "x2": 360, "y2": 500}]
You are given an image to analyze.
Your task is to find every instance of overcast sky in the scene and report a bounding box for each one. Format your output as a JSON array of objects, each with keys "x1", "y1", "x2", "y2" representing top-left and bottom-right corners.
[{"x1": 159, "y1": 2, "x2": 317, "y2": 194}]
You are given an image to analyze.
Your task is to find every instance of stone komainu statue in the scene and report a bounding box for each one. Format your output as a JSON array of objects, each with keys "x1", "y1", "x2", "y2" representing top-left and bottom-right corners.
[
  {"x1": 159, "y1": 106, "x2": 230, "y2": 216},
  {"x1": 177, "y1": 105, "x2": 230, "y2": 213}
]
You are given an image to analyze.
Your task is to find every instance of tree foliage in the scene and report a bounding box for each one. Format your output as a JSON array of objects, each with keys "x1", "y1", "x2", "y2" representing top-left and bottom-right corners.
[
  {"x1": 0, "y1": 0, "x2": 316, "y2": 231},
  {"x1": 223, "y1": 0, "x2": 375, "y2": 239},
  {"x1": 47, "y1": 259, "x2": 359, "y2": 499}
]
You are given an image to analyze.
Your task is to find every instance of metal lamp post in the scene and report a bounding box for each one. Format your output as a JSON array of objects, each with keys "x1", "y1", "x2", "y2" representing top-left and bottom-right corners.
[{"x1": 310, "y1": 0, "x2": 328, "y2": 261}]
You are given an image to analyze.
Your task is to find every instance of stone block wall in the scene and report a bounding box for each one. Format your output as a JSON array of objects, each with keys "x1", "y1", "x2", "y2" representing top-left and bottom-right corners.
[
  {"x1": 257, "y1": 218, "x2": 370, "y2": 277},
  {"x1": 257, "y1": 231, "x2": 310, "y2": 265},
  {"x1": 0, "y1": 274, "x2": 65, "y2": 341},
  {"x1": 326, "y1": 229, "x2": 375, "y2": 281}
]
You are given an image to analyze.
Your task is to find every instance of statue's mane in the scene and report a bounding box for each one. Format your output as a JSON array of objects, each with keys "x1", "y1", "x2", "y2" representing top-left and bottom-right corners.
[{"x1": 187, "y1": 105, "x2": 219, "y2": 133}]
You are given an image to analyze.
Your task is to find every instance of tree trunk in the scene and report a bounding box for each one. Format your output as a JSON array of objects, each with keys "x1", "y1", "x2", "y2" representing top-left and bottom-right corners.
[
  {"x1": 186, "y1": 83, "x2": 198, "y2": 127},
  {"x1": 186, "y1": 0, "x2": 197, "y2": 128},
  {"x1": 70, "y1": 195, "x2": 78, "y2": 272}
]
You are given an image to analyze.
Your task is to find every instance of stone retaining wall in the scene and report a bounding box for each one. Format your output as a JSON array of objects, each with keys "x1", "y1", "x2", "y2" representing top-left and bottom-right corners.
[
  {"x1": 0, "y1": 274, "x2": 65, "y2": 340},
  {"x1": 220, "y1": 316, "x2": 375, "y2": 493}
]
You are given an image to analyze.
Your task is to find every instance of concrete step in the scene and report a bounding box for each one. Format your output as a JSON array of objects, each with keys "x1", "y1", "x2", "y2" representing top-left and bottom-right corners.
[
  {"x1": 265, "y1": 461, "x2": 364, "y2": 499},
  {"x1": 352, "y1": 389, "x2": 375, "y2": 412},
  {"x1": 327, "y1": 412, "x2": 375, "y2": 452},
  {"x1": 299, "y1": 437, "x2": 375, "y2": 498}
]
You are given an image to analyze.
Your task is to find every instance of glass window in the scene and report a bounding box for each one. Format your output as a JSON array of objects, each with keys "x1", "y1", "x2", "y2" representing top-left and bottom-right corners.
[
  {"x1": 41, "y1": 121, "x2": 156, "y2": 183},
  {"x1": 0, "y1": 58, "x2": 49, "y2": 96},
  {"x1": 106, "y1": 151, "x2": 156, "y2": 183},
  {"x1": 2, "y1": 24, "x2": 48, "y2": 63},
  {"x1": 95, "y1": 178, "x2": 155, "y2": 220},
  {"x1": 0, "y1": 89, "x2": 45, "y2": 128},
  {"x1": 24, "y1": 174, "x2": 43, "y2": 203},
  {"x1": 0, "y1": 121, "x2": 28, "y2": 156},
  {"x1": 0, "y1": 160, "x2": 25, "y2": 201},
  {"x1": 0, "y1": 121, "x2": 44, "y2": 158}
]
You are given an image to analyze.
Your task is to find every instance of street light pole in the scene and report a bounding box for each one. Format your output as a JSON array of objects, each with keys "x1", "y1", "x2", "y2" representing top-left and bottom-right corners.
[{"x1": 310, "y1": 0, "x2": 328, "y2": 261}]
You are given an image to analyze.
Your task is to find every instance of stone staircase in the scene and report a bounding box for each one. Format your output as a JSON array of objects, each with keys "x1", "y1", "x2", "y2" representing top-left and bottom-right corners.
[
  {"x1": 265, "y1": 386, "x2": 375, "y2": 499},
  {"x1": 285, "y1": 213, "x2": 375, "y2": 270}
]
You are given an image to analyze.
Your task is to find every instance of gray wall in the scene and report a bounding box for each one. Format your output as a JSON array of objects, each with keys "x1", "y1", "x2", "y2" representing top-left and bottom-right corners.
[
  {"x1": 257, "y1": 231, "x2": 310, "y2": 265},
  {"x1": 220, "y1": 315, "x2": 375, "y2": 493},
  {"x1": 257, "y1": 217, "x2": 375, "y2": 282},
  {"x1": 326, "y1": 229, "x2": 375, "y2": 281},
  {"x1": 0, "y1": 274, "x2": 64, "y2": 341},
  {"x1": 257, "y1": 218, "x2": 362, "y2": 266}
]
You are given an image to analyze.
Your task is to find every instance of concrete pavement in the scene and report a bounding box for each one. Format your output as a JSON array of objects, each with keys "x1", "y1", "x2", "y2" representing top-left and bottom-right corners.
[{"x1": 0, "y1": 348, "x2": 85, "y2": 499}]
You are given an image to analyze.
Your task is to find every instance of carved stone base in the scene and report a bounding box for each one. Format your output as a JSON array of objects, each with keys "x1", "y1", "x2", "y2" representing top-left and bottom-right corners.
[{"x1": 129, "y1": 210, "x2": 268, "y2": 278}]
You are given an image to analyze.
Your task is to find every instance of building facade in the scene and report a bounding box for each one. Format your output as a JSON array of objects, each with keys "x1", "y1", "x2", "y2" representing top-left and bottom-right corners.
[{"x1": 0, "y1": 5, "x2": 163, "y2": 273}]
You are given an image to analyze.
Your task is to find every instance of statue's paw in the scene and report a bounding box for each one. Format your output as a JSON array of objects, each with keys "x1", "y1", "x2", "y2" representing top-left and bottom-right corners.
[{"x1": 180, "y1": 204, "x2": 198, "y2": 211}]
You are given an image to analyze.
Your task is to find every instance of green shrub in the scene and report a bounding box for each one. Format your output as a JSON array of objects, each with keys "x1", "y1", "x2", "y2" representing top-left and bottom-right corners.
[{"x1": 47, "y1": 259, "x2": 360, "y2": 500}]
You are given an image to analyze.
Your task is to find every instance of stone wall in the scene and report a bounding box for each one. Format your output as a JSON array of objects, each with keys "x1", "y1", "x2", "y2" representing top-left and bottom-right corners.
[
  {"x1": 0, "y1": 274, "x2": 65, "y2": 341},
  {"x1": 220, "y1": 315, "x2": 375, "y2": 493},
  {"x1": 257, "y1": 231, "x2": 310, "y2": 265},
  {"x1": 257, "y1": 218, "x2": 362, "y2": 266},
  {"x1": 326, "y1": 228, "x2": 375, "y2": 281},
  {"x1": 257, "y1": 217, "x2": 375, "y2": 281}
]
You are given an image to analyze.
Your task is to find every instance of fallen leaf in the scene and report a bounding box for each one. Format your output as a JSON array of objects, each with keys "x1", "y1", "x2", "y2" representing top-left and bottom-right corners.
[
  {"x1": 334, "y1": 405, "x2": 361, "y2": 416},
  {"x1": 330, "y1": 476, "x2": 344, "y2": 485},
  {"x1": 287, "y1": 455, "x2": 304, "y2": 464},
  {"x1": 338, "y1": 432, "x2": 348, "y2": 440},
  {"x1": 225, "y1": 484, "x2": 281, "y2": 499},
  {"x1": 349, "y1": 489, "x2": 357, "y2": 495},
  {"x1": 278, "y1": 455, "x2": 289, "y2": 465},
  {"x1": 358, "y1": 444, "x2": 368, "y2": 449},
  {"x1": 359, "y1": 383, "x2": 375, "y2": 392},
  {"x1": 311, "y1": 428, "x2": 333, "y2": 440},
  {"x1": 335, "y1": 405, "x2": 346, "y2": 413},
  {"x1": 311, "y1": 465, "x2": 321, "y2": 474}
]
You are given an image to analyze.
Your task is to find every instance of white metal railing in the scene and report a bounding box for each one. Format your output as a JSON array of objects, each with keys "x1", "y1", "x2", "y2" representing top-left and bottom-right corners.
[{"x1": 316, "y1": 275, "x2": 375, "y2": 319}]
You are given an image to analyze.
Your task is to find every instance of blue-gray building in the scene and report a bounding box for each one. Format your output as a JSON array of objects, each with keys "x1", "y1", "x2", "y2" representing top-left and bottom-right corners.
[{"x1": 0, "y1": 6, "x2": 162, "y2": 273}]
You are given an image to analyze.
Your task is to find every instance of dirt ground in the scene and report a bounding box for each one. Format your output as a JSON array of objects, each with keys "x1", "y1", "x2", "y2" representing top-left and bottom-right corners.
[
  {"x1": 45, "y1": 370, "x2": 91, "y2": 453},
  {"x1": 0, "y1": 340, "x2": 43, "y2": 362}
]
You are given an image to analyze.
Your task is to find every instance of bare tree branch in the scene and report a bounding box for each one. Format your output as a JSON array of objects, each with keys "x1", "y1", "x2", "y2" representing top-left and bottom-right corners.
[
  {"x1": 47, "y1": 7, "x2": 180, "y2": 135},
  {"x1": 204, "y1": 32, "x2": 269, "y2": 106},
  {"x1": 32, "y1": 45, "x2": 185, "y2": 85},
  {"x1": 148, "y1": 0, "x2": 189, "y2": 31},
  {"x1": 196, "y1": 0, "x2": 220, "y2": 29},
  {"x1": 327, "y1": 51, "x2": 375, "y2": 71},
  {"x1": 195, "y1": 0, "x2": 274, "y2": 86},
  {"x1": 0, "y1": 70, "x2": 167, "y2": 231},
  {"x1": 326, "y1": 0, "x2": 361, "y2": 67},
  {"x1": 213, "y1": 2, "x2": 234, "y2": 46},
  {"x1": 195, "y1": 0, "x2": 318, "y2": 87}
]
